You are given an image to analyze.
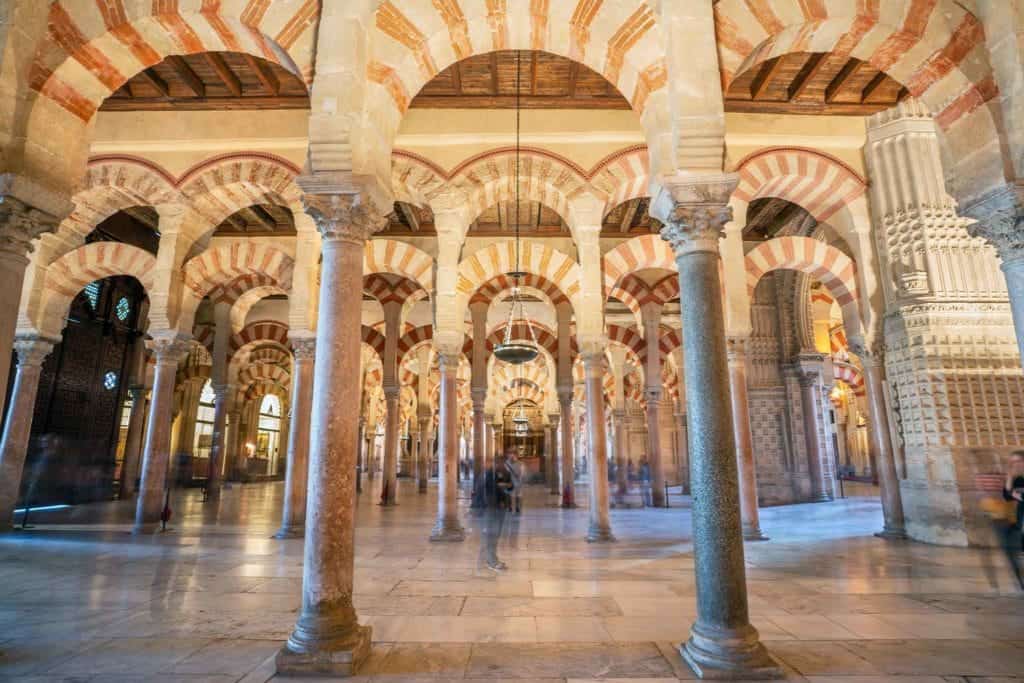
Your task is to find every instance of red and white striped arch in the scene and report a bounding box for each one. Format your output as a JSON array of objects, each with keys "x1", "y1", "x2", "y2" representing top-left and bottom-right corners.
[
  {"x1": 361, "y1": 325, "x2": 387, "y2": 360},
  {"x1": 237, "y1": 362, "x2": 291, "y2": 389},
  {"x1": 590, "y1": 145, "x2": 651, "y2": 213},
  {"x1": 367, "y1": 0, "x2": 668, "y2": 146},
  {"x1": 713, "y1": 1, "x2": 996, "y2": 133},
  {"x1": 458, "y1": 240, "x2": 582, "y2": 311},
  {"x1": 734, "y1": 148, "x2": 867, "y2": 223},
  {"x1": 470, "y1": 271, "x2": 571, "y2": 310},
  {"x1": 391, "y1": 151, "x2": 448, "y2": 206},
  {"x1": 745, "y1": 236, "x2": 861, "y2": 335},
  {"x1": 606, "y1": 324, "x2": 646, "y2": 369},
  {"x1": 602, "y1": 234, "x2": 677, "y2": 295},
  {"x1": 182, "y1": 242, "x2": 294, "y2": 301},
  {"x1": 833, "y1": 361, "x2": 865, "y2": 397},
  {"x1": 37, "y1": 242, "x2": 157, "y2": 336},
  {"x1": 363, "y1": 273, "x2": 426, "y2": 307},
  {"x1": 30, "y1": 1, "x2": 318, "y2": 124},
  {"x1": 481, "y1": 320, "x2": 565, "y2": 361},
  {"x1": 397, "y1": 325, "x2": 434, "y2": 365},
  {"x1": 364, "y1": 239, "x2": 434, "y2": 297},
  {"x1": 229, "y1": 319, "x2": 290, "y2": 355},
  {"x1": 180, "y1": 153, "x2": 303, "y2": 228}
]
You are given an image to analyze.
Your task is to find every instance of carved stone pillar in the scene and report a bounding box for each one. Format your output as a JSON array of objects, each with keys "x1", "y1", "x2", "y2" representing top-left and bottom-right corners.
[
  {"x1": 726, "y1": 338, "x2": 767, "y2": 540},
  {"x1": 0, "y1": 337, "x2": 55, "y2": 529},
  {"x1": 797, "y1": 361, "x2": 831, "y2": 503},
  {"x1": 275, "y1": 338, "x2": 316, "y2": 538},
  {"x1": 582, "y1": 352, "x2": 614, "y2": 542},
  {"x1": 133, "y1": 334, "x2": 190, "y2": 533},
  {"x1": 430, "y1": 352, "x2": 465, "y2": 542},
  {"x1": 275, "y1": 192, "x2": 384, "y2": 676},
  {"x1": 657, "y1": 180, "x2": 779, "y2": 679}
]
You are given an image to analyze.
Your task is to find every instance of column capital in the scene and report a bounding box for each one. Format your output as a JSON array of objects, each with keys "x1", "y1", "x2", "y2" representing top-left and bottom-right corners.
[
  {"x1": 653, "y1": 173, "x2": 739, "y2": 257},
  {"x1": 291, "y1": 336, "x2": 317, "y2": 362},
  {"x1": 382, "y1": 385, "x2": 401, "y2": 400},
  {"x1": 963, "y1": 182, "x2": 1024, "y2": 267},
  {"x1": 471, "y1": 387, "x2": 486, "y2": 407},
  {"x1": 437, "y1": 351, "x2": 460, "y2": 373},
  {"x1": 848, "y1": 337, "x2": 884, "y2": 368},
  {"x1": 146, "y1": 332, "x2": 191, "y2": 364},
  {"x1": 643, "y1": 387, "x2": 663, "y2": 404},
  {"x1": 0, "y1": 195, "x2": 61, "y2": 260},
  {"x1": 725, "y1": 335, "x2": 748, "y2": 362},
  {"x1": 301, "y1": 192, "x2": 388, "y2": 243},
  {"x1": 13, "y1": 336, "x2": 57, "y2": 367}
]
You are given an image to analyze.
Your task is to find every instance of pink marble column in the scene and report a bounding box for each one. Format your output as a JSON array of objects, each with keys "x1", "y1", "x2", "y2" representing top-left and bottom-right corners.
[
  {"x1": 380, "y1": 389, "x2": 400, "y2": 506},
  {"x1": 275, "y1": 338, "x2": 316, "y2": 538},
  {"x1": 471, "y1": 390, "x2": 486, "y2": 484},
  {"x1": 133, "y1": 334, "x2": 190, "y2": 533},
  {"x1": 857, "y1": 349, "x2": 907, "y2": 539},
  {"x1": 644, "y1": 391, "x2": 667, "y2": 507},
  {"x1": 547, "y1": 417, "x2": 560, "y2": 494},
  {"x1": 120, "y1": 386, "x2": 149, "y2": 497},
  {"x1": 417, "y1": 414, "x2": 430, "y2": 493},
  {"x1": 727, "y1": 338, "x2": 768, "y2": 541},
  {"x1": 430, "y1": 352, "x2": 465, "y2": 542},
  {"x1": 582, "y1": 352, "x2": 614, "y2": 542},
  {"x1": 557, "y1": 391, "x2": 576, "y2": 507},
  {"x1": 0, "y1": 337, "x2": 55, "y2": 530},
  {"x1": 276, "y1": 193, "x2": 383, "y2": 676}
]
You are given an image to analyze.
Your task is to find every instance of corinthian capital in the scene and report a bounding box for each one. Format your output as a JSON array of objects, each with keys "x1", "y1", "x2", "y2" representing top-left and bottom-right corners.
[
  {"x1": 652, "y1": 173, "x2": 738, "y2": 257},
  {"x1": 962, "y1": 183, "x2": 1024, "y2": 266},
  {"x1": 302, "y1": 193, "x2": 388, "y2": 243},
  {"x1": 0, "y1": 196, "x2": 61, "y2": 259}
]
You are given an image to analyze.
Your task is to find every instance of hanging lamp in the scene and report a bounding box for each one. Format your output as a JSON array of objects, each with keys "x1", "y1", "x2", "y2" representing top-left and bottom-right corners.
[{"x1": 493, "y1": 50, "x2": 541, "y2": 366}]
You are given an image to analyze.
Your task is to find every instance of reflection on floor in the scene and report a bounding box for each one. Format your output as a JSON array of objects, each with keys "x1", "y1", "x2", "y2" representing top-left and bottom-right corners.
[{"x1": 1, "y1": 479, "x2": 1022, "y2": 682}]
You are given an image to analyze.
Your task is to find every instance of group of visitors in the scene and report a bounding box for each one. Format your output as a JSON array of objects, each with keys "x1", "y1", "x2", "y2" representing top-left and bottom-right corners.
[
  {"x1": 609, "y1": 457, "x2": 654, "y2": 507},
  {"x1": 473, "y1": 447, "x2": 526, "y2": 574}
]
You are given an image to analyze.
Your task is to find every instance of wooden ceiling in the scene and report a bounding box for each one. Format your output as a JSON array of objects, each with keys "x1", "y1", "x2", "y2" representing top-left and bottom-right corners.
[
  {"x1": 101, "y1": 52, "x2": 308, "y2": 112},
  {"x1": 725, "y1": 52, "x2": 907, "y2": 116},
  {"x1": 602, "y1": 198, "x2": 660, "y2": 235},
  {"x1": 212, "y1": 205, "x2": 297, "y2": 236},
  {"x1": 744, "y1": 198, "x2": 817, "y2": 241},
  {"x1": 410, "y1": 50, "x2": 631, "y2": 110}
]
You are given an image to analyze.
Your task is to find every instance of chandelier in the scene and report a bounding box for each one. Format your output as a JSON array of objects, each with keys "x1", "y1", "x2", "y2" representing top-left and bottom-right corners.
[{"x1": 493, "y1": 50, "x2": 540, "y2": 366}]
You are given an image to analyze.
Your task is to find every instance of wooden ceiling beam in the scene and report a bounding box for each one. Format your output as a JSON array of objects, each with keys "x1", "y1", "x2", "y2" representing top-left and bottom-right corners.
[
  {"x1": 397, "y1": 203, "x2": 421, "y2": 232},
  {"x1": 249, "y1": 205, "x2": 279, "y2": 232},
  {"x1": 138, "y1": 68, "x2": 170, "y2": 98},
  {"x1": 451, "y1": 61, "x2": 463, "y2": 94},
  {"x1": 204, "y1": 53, "x2": 243, "y2": 97},
  {"x1": 242, "y1": 54, "x2": 280, "y2": 95},
  {"x1": 825, "y1": 58, "x2": 863, "y2": 103},
  {"x1": 408, "y1": 95, "x2": 631, "y2": 109},
  {"x1": 788, "y1": 52, "x2": 828, "y2": 101},
  {"x1": 490, "y1": 51, "x2": 500, "y2": 95},
  {"x1": 860, "y1": 70, "x2": 888, "y2": 103},
  {"x1": 750, "y1": 57, "x2": 785, "y2": 101},
  {"x1": 568, "y1": 60, "x2": 579, "y2": 98},
  {"x1": 619, "y1": 200, "x2": 640, "y2": 233},
  {"x1": 100, "y1": 95, "x2": 309, "y2": 111},
  {"x1": 530, "y1": 51, "x2": 539, "y2": 96},
  {"x1": 166, "y1": 56, "x2": 205, "y2": 97}
]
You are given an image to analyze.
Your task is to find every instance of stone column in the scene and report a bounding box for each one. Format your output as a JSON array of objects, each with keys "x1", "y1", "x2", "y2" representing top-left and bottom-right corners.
[
  {"x1": 380, "y1": 388, "x2": 400, "y2": 506},
  {"x1": 547, "y1": 416, "x2": 560, "y2": 494},
  {"x1": 471, "y1": 389, "x2": 486, "y2": 484},
  {"x1": 417, "y1": 413, "x2": 430, "y2": 493},
  {"x1": 120, "y1": 386, "x2": 150, "y2": 497},
  {"x1": 0, "y1": 337, "x2": 55, "y2": 529},
  {"x1": 205, "y1": 382, "x2": 233, "y2": 499},
  {"x1": 430, "y1": 352, "x2": 465, "y2": 541},
  {"x1": 612, "y1": 409, "x2": 629, "y2": 500},
  {"x1": 726, "y1": 338, "x2": 768, "y2": 540},
  {"x1": 365, "y1": 425, "x2": 376, "y2": 481},
  {"x1": 0, "y1": 199, "x2": 59, "y2": 426},
  {"x1": 133, "y1": 334, "x2": 190, "y2": 533},
  {"x1": 225, "y1": 407, "x2": 241, "y2": 480},
  {"x1": 582, "y1": 352, "x2": 614, "y2": 542},
  {"x1": 275, "y1": 337, "x2": 316, "y2": 538},
  {"x1": 797, "y1": 363, "x2": 831, "y2": 502},
  {"x1": 854, "y1": 345, "x2": 907, "y2": 539},
  {"x1": 644, "y1": 392, "x2": 667, "y2": 507},
  {"x1": 275, "y1": 192, "x2": 383, "y2": 676},
  {"x1": 657, "y1": 185, "x2": 778, "y2": 679},
  {"x1": 356, "y1": 417, "x2": 365, "y2": 494},
  {"x1": 557, "y1": 391, "x2": 576, "y2": 507}
]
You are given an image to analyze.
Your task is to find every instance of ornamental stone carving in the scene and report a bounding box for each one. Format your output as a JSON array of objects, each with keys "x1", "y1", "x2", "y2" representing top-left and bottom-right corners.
[
  {"x1": 963, "y1": 183, "x2": 1024, "y2": 265},
  {"x1": 0, "y1": 196, "x2": 60, "y2": 258},
  {"x1": 302, "y1": 193, "x2": 388, "y2": 243}
]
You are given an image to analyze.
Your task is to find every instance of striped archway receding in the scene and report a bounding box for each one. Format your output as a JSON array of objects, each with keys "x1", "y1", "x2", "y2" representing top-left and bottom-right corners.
[
  {"x1": 229, "y1": 320, "x2": 290, "y2": 356},
  {"x1": 458, "y1": 240, "x2": 581, "y2": 305},
  {"x1": 183, "y1": 243, "x2": 295, "y2": 301},
  {"x1": 364, "y1": 239, "x2": 434, "y2": 296}
]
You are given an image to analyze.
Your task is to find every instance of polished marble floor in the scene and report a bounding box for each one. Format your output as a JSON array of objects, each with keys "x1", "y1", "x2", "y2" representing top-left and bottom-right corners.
[{"x1": 1, "y1": 477, "x2": 1022, "y2": 682}]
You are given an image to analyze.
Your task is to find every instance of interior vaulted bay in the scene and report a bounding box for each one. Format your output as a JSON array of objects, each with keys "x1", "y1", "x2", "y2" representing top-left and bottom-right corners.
[{"x1": 0, "y1": 1, "x2": 1022, "y2": 680}]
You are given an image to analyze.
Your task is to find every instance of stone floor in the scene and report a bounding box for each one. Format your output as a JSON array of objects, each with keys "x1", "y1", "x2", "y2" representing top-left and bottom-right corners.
[{"x1": 1, "y1": 478, "x2": 1022, "y2": 682}]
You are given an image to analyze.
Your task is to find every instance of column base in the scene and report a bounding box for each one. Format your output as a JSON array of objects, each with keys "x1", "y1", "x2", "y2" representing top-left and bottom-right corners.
[
  {"x1": 743, "y1": 525, "x2": 769, "y2": 542},
  {"x1": 586, "y1": 524, "x2": 616, "y2": 543},
  {"x1": 273, "y1": 525, "x2": 304, "y2": 539},
  {"x1": 808, "y1": 493, "x2": 832, "y2": 503},
  {"x1": 276, "y1": 623, "x2": 372, "y2": 677},
  {"x1": 429, "y1": 520, "x2": 465, "y2": 542},
  {"x1": 130, "y1": 522, "x2": 166, "y2": 535},
  {"x1": 875, "y1": 526, "x2": 908, "y2": 541},
  {"x1": 679, "y1": 622, "x2": 783, "y2": 680}
]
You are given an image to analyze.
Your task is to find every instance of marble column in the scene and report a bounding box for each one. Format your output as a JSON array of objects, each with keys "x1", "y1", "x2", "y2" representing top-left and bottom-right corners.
[
  {"x1": 120, "y1": 386, "x2": 150, "y2": 497},
  {"x1": 205, "y1": 383, "x2": 233, "y2": 500},
  {"x1": 275, "y1": 192, "x2": 383, "y2": 676},
  {"x1": 0, "y1": 337, "x2": 55, "y2": 530},
  {"x1": 133, "y1": 334, "x2": 190, "y2": 533},
  {"x1": 430, "y1": 352, "x2": 465, "y2": 541},
  {"x1": 582, "y1": 352, "x2": 614, "y2": 542},
  {"x1": 557, "y1": 391, "x2": 576, "y2": 507},
  {"x1": 726, "y1": 338, "x2": 768, "y2": 541},
  {"x1": 380, "y1": 388, "x2": 400, "y2": 506},
  {"x1": 225, "y1": 407, "x2": 241, "y2": 480},
  {"x1": 0, "y1": 199, "x2": 59, "y2": 427},
  {"x1": 612, "y1": 409, "x2": 629, "y2": 499},
  {"x1": 366, "y1": 425, "x2": 376, "y2": 481},
  {"x1": 855, "y1": 346, "x2": 907, "y2": 539},
  {"x1": 417, "y1": 414, "x2": 430, "y2": 493},
  {"x1": 659, "y1": 190, "x2": 778, "y2": 679},
  {"x1": 547, "y1": 416, "x2": 560, "y2": 494},
  {"x1": 471, "y1": 390, "x2": 486, "y2": 483},
  {"x1": 356, "y1": 418, "x2": 365, "y2": 494},
  {"x1": 275, "y1": 338, "x2": 316, "y2": 538},
  {"x1": 644, "y1": 392, "x2": 666, "y2": 507},
  {"x1": 797, "y1": 365, "x2": 831, "y2": 502}
]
